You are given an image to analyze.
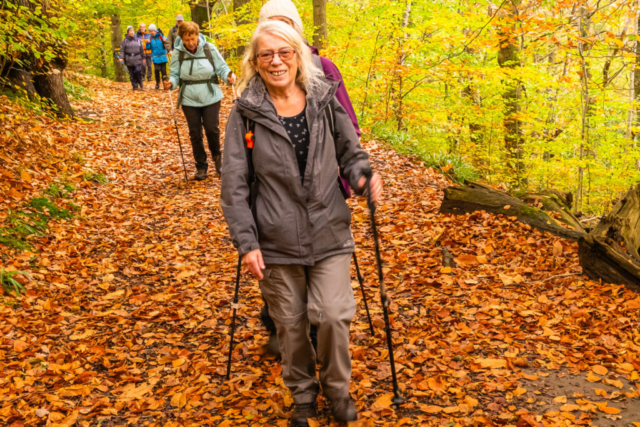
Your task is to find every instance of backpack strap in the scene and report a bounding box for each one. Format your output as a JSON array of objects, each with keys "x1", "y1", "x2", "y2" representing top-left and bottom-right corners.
[
  {"x1": 242, "y1": 116, "x2": 257, "y2": 209},
  {"x1": 202, "y1": 43, "x2": 218, "y2": 78}
]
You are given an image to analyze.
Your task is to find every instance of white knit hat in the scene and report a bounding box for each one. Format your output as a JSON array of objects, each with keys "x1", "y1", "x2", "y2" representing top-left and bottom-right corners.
[
  {"x1": 149, "y1": 24, "x2": 157, "y2": 31},
  {"x1": 259, "y1": 0, "x2": 304, "y2": 34}
]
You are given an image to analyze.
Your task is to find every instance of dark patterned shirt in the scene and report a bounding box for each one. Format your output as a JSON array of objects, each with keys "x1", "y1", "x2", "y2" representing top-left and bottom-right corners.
[{"x1": 278, "y1": 107, "x2": 310, "y2": 183}]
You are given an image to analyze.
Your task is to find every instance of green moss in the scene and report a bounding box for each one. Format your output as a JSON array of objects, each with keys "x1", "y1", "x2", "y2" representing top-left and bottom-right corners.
[
  {"x1": 518, "y1": 204, "x2": 550, "y2": 219},
  {"x1": 83, "y1": 172, "x2": 109, "y2": 185}
]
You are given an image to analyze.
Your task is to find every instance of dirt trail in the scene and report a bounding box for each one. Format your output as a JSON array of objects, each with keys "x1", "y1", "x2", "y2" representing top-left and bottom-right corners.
[{"x1": 0, "y1": 78, "x2": 638, "y2": 426}]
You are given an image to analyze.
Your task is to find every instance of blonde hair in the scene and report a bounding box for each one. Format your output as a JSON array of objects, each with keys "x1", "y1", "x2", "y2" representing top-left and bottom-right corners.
[{"x1": 237, "y1": 21, "x2": 324, "y2": 95}]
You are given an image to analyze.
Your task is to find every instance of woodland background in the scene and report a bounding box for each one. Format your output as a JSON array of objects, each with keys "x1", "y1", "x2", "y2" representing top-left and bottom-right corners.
[
  {"x1": 1, "y1": 1, "x2": 640, "y2": 425},
  {"x1": 3, "y1": 0, "x2": 640, "y2": 216}
]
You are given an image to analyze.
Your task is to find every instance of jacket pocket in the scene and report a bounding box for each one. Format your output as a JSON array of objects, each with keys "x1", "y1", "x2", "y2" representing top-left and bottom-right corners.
[
  {"x1": 255, "y1": 194, "x2": 300, "y2": 256},
  {"x1": 326, "y1": 185, "x2": 353, "y2": 248}
]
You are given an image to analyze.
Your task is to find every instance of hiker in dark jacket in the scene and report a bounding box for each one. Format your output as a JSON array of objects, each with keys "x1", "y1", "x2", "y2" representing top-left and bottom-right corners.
[
  {"x1": 221, "y1": 21, "x2": 382, "y2": 427},
  {"x1": 146, "y1": 24, "x2": 168, "y2": 90},
  {"x1": 258, "y1": 0, "x2": 362, "y2": 354},
  {"x1": 136, "y1": 23, "x2": 153, "y2": 82},
  {"x1": 167, "y1": 14, "x2": 184, "y2": 56},
  {"x1": 163, "y1": 21, "x2": 235, "y2": 180},
  {"x1": 119, "y1": 26, "x2": 145, "y2": 90}
]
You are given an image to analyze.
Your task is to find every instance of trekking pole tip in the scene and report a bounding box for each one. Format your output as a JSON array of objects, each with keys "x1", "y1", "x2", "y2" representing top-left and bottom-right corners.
[{"x1": 392, "y1": 394, "x2": 405, "y2": 405}]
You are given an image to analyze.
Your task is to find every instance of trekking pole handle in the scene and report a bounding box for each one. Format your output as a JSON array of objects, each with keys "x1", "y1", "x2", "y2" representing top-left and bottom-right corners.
[{"x1": 362, "y1": 167, "x2": 376, "y2": 214}]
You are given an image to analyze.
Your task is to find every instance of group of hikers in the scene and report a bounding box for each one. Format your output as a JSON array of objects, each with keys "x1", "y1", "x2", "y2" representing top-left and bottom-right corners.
[
  {"x1": 118, "y1": 15, "x2": 184, "y2": 90},
  {"x1": 124, "y1": 1, "x2": 384, "y2": 425}
]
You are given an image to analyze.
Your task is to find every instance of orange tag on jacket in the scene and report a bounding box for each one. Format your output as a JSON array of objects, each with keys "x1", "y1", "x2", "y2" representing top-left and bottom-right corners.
[{"x1": 245, "y1": 131, "x2": 254, "y2": 149}]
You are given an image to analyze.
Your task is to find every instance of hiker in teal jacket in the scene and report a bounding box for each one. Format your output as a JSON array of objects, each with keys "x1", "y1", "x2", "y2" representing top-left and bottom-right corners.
[{"x1": 164, "y1": 21, "x2": 235, "y2": 180}]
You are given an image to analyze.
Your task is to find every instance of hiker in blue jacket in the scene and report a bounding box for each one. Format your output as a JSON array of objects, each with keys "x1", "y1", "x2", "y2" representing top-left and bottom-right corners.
[
  {"x1": 163, "y1": 21, "x2": 236, "y2": 181},
  {"x1": 146, "y1": 24, "x2": 169, "y2": 90}
]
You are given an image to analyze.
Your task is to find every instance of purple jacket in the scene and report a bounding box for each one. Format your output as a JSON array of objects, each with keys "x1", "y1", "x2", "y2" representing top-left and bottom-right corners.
[{"x1": 308, "y1": 46, "x2": 361, "y2": 137}]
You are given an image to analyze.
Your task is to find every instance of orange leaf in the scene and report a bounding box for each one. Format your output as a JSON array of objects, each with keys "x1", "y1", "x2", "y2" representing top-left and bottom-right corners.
[
  {"x1": 586, "y1": 371, "x2": 601, "y2": 382},
  {"x1": 513, "y1": 387, "x2": 527, "y2": 396},
  {"x1": 13, "y1": 340, "x2": 28, "y2": 352},
  {"x1": 592, "y1": 365, "x2": 608, "y2": 376},
  {"x1": 420, "y1": 404, "x2": 442, "y2": 414},
  {"x1": 371, "y1": 393, "x2": 393, "y2": 411},
  {"x1": 20, "y1": 169, "x2": 32, "y2": 183},
  {"x1": 601, "y1": 406, "x2": 621, "y2": 415}
]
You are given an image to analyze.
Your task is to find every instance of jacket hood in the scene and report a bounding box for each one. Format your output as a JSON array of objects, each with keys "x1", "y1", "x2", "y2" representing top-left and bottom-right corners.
[
  {"x1": 237, "y1": 75, "x2": 339, "y2": 122},
  {"x1": 308, "y1": 45, "x2": 320, "y2": 55},
  {"x1": 174, "y1": 34, "x2": 207, "y2": 52}
]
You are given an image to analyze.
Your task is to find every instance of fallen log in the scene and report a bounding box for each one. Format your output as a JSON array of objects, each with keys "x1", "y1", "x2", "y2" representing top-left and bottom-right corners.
[
  {"x1": 578, "y1": 185, "x2": 640, "y2": 292},
  {"x1": 440, "y1": 181, "x2": 584, "y2": 240},
  {"x1": 518, "y1": 191, "x2": 585, "y2": 233}
]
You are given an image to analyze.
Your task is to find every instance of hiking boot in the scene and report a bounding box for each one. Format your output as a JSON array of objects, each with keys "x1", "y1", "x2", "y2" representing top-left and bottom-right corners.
[
  {"x1": 194, "y1": 169, "x2": 207, "y2": 181},
  {"x1": 155, "y1": 83, "x2": 160, "y2": 90},
  {"x1": 265, "y1": 333, "x2": 280, "y2": 356},
  {"x1": 214, "y1": 154, "x2": 222, "y2": 175},
  {"x1": 289, "y1": 401, "x2": 317, "y2": 427},
  {"x1": 330, "y1": 398, "x2": 357, "y2": 423}
]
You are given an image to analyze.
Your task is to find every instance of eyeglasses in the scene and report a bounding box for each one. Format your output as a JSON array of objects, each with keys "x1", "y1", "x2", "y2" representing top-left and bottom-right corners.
[{"x1": 255, "y1": 49, "x2": 296, "y2": 63}]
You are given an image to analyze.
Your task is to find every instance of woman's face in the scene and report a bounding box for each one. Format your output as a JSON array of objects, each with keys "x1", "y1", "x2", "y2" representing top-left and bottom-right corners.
[
  {"x1": 255, "y1": 33, "x2": 298, "y2": 92},
  {"x1": 182, "y1": 33, "x2": 199, "y2": 52},
  {"x1": 128, "y1": 28, "x2": 135, "y2": 37}
]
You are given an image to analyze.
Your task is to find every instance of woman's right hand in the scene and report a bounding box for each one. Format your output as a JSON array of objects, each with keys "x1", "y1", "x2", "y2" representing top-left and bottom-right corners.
[
  {"x1": 242, "y1": 249, "x2": 265, "y2": 280},
  {"x1": 119, "y1": 59, "x2": 123, "y2": 63},
  {"x1": 163, "y1": 80, "x2": 173, "y2": 90}
]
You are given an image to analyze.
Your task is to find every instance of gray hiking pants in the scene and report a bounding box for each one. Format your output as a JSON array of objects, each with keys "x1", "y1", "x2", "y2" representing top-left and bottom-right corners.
[{"x1": 259, "y1": 254, "x2": 356, "y2": 404}]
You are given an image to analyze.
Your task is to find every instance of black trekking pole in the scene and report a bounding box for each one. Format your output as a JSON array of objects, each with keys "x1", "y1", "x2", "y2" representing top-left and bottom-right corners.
[
  {"x1": 226, "y1": 256, "x2": 242, "y2": 380},
  {"x1": 353, "y1": 253, "x2": 374, "y2": 336},
  {"x1": 363, "y1": 167, "x2": 404, "y2": 404},
  {"x1": 163, "y1": 76, "x2": 189, "y2": 182}
]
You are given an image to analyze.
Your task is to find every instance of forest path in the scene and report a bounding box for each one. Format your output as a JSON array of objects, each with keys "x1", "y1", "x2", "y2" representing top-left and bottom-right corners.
[{"x1": 0, "y1": 78, "x2": 638, "y2": 426}]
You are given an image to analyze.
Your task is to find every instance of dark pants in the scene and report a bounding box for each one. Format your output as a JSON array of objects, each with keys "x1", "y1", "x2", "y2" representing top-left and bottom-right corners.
[
  {"x1": 181, "y1": 102, "x2": 221, "y2": 172},
  {"x1": 143, "y1": 54, "x2": 153, "y2": 81},
  {"x1": 126, "y1": 66, "x2": 143, "y2": 89},
  {"x1": 154, "y1": 62, "x2": 167, "y2": 85}
]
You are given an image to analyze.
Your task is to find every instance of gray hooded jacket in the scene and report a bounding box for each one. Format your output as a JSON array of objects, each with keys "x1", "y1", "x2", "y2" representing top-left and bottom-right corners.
[
  {"x1": 120, "y1": 35, "x2": 144, "y2": 67},
  {"x1": 221, "y1": 76, "x2": 370, "y2": 265}
]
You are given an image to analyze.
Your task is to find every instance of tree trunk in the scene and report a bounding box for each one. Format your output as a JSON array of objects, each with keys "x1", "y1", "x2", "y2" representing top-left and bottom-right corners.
[
  {"x1": 99, "y1": 24, "x2": 108, "y2": 78},
  {"x1": 312, "y1": 0, "x2": 328, "y2": 50},
  {"x1": 634, "y1": 0, "x2": 640, "y2": 151},
  {"x1": 497, "y1": 0, "x2": 523, "y2": 187},
  {"x1": 111, "y1": 14, "x2": 126, "y2": 83},
  {"x1": 394, "y1": 0, "x2": 411, "y2": 131},
  {"x1": 32, "y1": 60, "x2": 74, "y2": 118},
  {"x1": 578, "y1": 184, "x2": 640, "y2": 292},
  {"x1": 439, "y1": 181, "x2": 585, "y2": 241},
  {"x1": 190, "y1": 1, "x2": 210, "y2": 31},
  {"x1": 7, "y1": 68, "x2": 37, "y2": 101},
  {"x1": 233, "y1": 0, "x2": 251, "y2": 57}
]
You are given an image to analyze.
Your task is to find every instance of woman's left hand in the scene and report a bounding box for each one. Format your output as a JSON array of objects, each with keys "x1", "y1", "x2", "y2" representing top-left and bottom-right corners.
[
  {"x1": 358, "y1": 172, "x2": 383, "y2": 203},
  {"x1": 227, "y1": 73, "x2": 236, "y2": 85}
]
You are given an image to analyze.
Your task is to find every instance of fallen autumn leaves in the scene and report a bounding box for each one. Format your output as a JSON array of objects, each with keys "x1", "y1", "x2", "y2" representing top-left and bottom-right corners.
[{"x1": 0, "y1": 75, "x2": 638, "y2": 426}]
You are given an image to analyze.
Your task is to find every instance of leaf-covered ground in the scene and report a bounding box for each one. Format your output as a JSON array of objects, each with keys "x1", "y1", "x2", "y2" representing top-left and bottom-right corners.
[{"x1": 0, "y1": 76, "x2": 639, "y2": 427}]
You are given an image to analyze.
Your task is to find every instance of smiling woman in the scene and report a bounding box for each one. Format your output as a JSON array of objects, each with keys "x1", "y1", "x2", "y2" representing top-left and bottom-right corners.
[
  {"x1": 235, "y1": 21, "x2": 323, "y2": 97},
  {"x1": 222, "y1": 20, "x2": 383, "y2": 427}
]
